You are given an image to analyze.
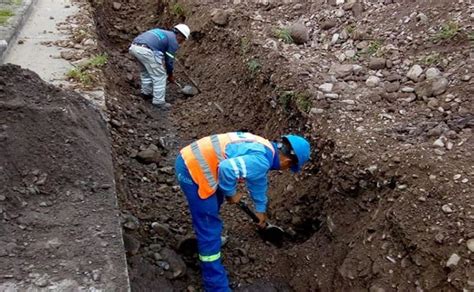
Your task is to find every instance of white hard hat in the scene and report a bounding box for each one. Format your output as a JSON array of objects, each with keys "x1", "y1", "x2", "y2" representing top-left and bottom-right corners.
[{"x1": 174, "y1": 24, "x2": 190, "y2": 39}]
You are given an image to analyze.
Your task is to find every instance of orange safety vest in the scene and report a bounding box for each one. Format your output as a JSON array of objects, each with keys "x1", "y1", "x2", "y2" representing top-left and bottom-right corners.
[{"x1": 180, "y1": 132, "x2": 275, "y2": 199}]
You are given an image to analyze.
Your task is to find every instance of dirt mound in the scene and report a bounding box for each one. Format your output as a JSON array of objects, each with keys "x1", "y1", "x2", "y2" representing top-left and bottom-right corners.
[
  {"x1": 88, "y1": 0, "x2": 473, "y2": 291},
  {"x1": 0, "y1": 64, "x2": 128, "y2": 290}
]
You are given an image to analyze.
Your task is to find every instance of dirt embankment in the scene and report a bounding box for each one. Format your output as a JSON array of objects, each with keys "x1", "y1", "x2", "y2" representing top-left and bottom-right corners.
[
  {"x1": 89, "y1": 0, "x2": 472, "y2": 291},
  {"x1": 0, "y1": 64, "x2": 128, "y2": 290}
]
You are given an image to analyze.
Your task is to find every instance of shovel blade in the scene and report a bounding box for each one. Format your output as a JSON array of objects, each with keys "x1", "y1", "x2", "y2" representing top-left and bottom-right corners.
[{"x1": 259, "y1": 225, "x2": 285, "y2": 247}]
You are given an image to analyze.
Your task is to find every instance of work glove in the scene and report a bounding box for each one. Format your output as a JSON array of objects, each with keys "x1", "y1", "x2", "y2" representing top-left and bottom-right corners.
[
  {"x1": 226, "y1": 192, "x2": 242, "y2": 204},
  {"x1": 255, "y1": 212, "x2": 267, "y2": 229},
  {"x1": 167, "y1": 74, "x2": 175, "y2": 84}
]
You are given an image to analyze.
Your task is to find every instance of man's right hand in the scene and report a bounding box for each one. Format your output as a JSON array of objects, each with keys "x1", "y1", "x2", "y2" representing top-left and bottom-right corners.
[
  {"x1": 167, "y1": 74, "x2": 175, "y2": 84},
  {"x1": 255, "y1": 212, "x2": 267, "y2": 229}
]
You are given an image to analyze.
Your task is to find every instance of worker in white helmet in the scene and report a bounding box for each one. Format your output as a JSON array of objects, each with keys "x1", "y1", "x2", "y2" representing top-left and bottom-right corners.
[{"x1": 129, "y1": 24, "x2": 190, "y2": 109}]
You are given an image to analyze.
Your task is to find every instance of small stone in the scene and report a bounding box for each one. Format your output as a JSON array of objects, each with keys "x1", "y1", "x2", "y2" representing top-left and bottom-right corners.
[
  {"x1": 401, "y1": 87, "x2": 414, "y2": 93},
  {"x1": 34, "y1": 275, "x2": 49, "y2": 287},
  {"x1": 435, "y1": 233, "x2": 444, "y2": 244},
  {"x1": 453, "y1": 174, "x2": 461, "y2": 180},
  {"x1": 369, "y1": 58, "x2": 386, "y2": 70},
  {"x1": 351, "y1": 2, "x2": 364, "y2": 17},
  {"x1": 112, "y1": 2, "x2": 121, "y2": 10},
  {"x1": 431, "y1": 77, "x2": 449, "y2": 96},
  {"x1": 467, "y1": 239, "x2": 474, "y2": 252},
  {"x1": 122, "y1": 214, "x2": 140, "y2": 230},
  {"x1": 407, "y1": 65, "x2": 423, "y2": 81},
  {"x1": 319, "y1": 83, "x2": 333, "y2": 93},
  {"x1": 310, "y1": 108, "x2": 325, "y2": 115},
  {"x1": 426, "y1": 67, "x2": 441, "y2": 80},
  {"x1": 288, "y1": 21, "x2": 309, "y2": 45},
  {"x1": 60, "y1": 50, "x2": 75, "y2": 60},
  {"x1": 123, "y1": 234, "x2": 141, "y2": 255},
  {"x1": 366, "y1": 76, "x2": 380, "y2": 87},
  {"x1": 446, "y1": 253, "x2": 461, "y2": 268},
  {"x1": 461, "y1": 75, "x2": 471, "y2": 81},
  {"x1": 433, "y1": 137, "x2": 445, "y2": 148},
  {"x1": 136, "y1": 147, "x2": 161, "y2": 164},
  {"x1": 92, "y1": 269, "x2": 101, "y2": 281},
  {"x1": 369, "y1": 285, "x2": 386, "y2": 292},
  {"x1": 385, "y1": 82, "x2": 400, "y2": 93},
  {"x1": 161, "y1": 248, "x2": 187, "y2": 279},
  {"x1": 211, "y1": 9, "x2": 229, "y2": 26},
  {"x1": 335, "y1": 9, "x2": 345, "y2": 17},
  {"x1": 151, "y1": 222, "x2": 171, "y2": 237},
  {"x1": 321, "y1": 19, "x2": 337, "y2": 30},
  {"x1": 417, "y1": 13, "x2": 428, "y2": 23},
  {"x1": 441, "y1": 204, "x2": 453, "y2": 213},
  {"x1": 330, "y1": 64, "x2": 353, "y2": 78},
  {"x1": 344, "y1": 50, "x2": 356, "y2": 58}
]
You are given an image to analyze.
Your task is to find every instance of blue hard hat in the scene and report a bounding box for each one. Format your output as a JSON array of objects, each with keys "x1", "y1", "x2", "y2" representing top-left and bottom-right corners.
[{"x1": 282, "y1": 134, "x2": 311, "y2": 172}]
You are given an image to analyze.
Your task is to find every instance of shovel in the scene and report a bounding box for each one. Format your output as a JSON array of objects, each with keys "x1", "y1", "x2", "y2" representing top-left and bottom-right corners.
[
  {"x1": 175, "y1": 59, "x2": 201, "y2": 94},
  {"x1": 238, "y1": 201, "x2": 285, "y2": 247},
  {"x1": 174, "y1": 80, "x2": 199, "y2": 97}
]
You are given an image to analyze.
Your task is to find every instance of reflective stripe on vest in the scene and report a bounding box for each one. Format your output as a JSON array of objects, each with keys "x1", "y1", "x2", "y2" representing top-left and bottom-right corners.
[
  {"x1": 180, "y1": 132, "x2": 275, "y2": 199},
  {"x1": 199, "y1": 252, "x2": 221, "y2": 262}
]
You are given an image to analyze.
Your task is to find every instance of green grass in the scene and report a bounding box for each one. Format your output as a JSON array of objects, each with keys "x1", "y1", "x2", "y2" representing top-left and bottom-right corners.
[
  {"x1": 88, "y1": 53, "x2": 108, "y2": 67},
  {"x1": 278, "y1": 91, "x2": 312, "y2": 112},
  {"x1": 67, "y1": 68, "x2": 93, "y2": 85},
  {"x1": 433, "y1": 21, "x2": 459, "y2": 41},
  {"x1": 365, "y1": 40, "x2": 382, "y2": 56},
  {"x1": 274, "y1": 27, "x2": 293, "y2": 44},
  {"x1": 247, "y1": 59, "x2": 261, "y2": 74},
  {"x1": 468, "y1": 32, "x2": 474, "y2": 42},
  {"x1": 345, "y1": 24, "x2": 355, "y2": 34},
  {"x1": 420, "y1": 52, "x2": 442, "y2": 66},
  {"x1": 170, "y1": 3, "x2": 186, "y2": 18},
  {"x1": 65, "y1": 53, "x2": 108, "y2": 86},
  {"x1": 0, "y1": 9, "x2": 14, "y2": 25}
]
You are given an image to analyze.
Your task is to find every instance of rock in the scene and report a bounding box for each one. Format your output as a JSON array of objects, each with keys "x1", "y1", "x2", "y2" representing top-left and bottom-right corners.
[
  {"x1": 417, "y1": 13, "x2": 428, "y2": 23},
  {"x1": 335, "y1": 9, "x2": 345, "y2": 17},
  {"x1": 136, "y1": 147, "x2": 161, "y2": 164},
  {"x1": 60, "y1": 50, "x2": 75, "y2": 60},
  {"x1": 385, "y1": 82, "x2": 400, "y2": 93},
  {"x1": 427, "y1": 123, "x2": 448, "y2": 137},
  {"x1": 321, "y1": 19, "x2": 337, "y2": 30},
  {"x1": 366, "y1": 76, "x2": 380, "y2": 87},
  {"x1": 330, "y1": 64, "x2": 353, "y2": 78},
  {"x1": 426, "y1": 67, "x2": 441, "y2": 80},
  {"x1": 46, "y1": 238, "x2": 62, "y2": 249},
  {"x1": 407, "y1": 65, "x2": 423, "y2": 81},
  {"x1": 446, "y1": 253, "x2": 461, "y2": 268},
  {"x1": 122, "y1": 214, "x2": 140, "y2": 230},
  {"x1": 431, "y1": 77, "x2": 449, "y2": 96},
  {"x1": 441, "y1": 204, "x2": 453, "y2": 213},
  {"x1": 34, "y1": 275, "x2": 49, "y2": 287},
  {"x1": 351, "y1": 2, "x2": 364, "y2": 17},
  {"x1": 319, "y1": 83, "x2": 333, "y2": 93},
  {"x1": 288, "y1": 22, "x2": 309, "y2": 44},
  {"x1": 112, "y1": 2, "x2": 121, "y2": 10},
  {"x1": 344, "y1": 49, "x2": 356, "y2": 58},
  {"x1": 401, "y1": 86, "x2": 415, "y2": 93},
  {"x1": 369, "y1": 58, "x2": 386, "y2": 70},
  {"x1": 161, "y1": 248, "x2": 187, "y2": 279},
  {"x1": 151, "y1": 222, "x2": 171, "y2": 237},
  {"x1": 369, "y1": 285, "x2": 386, "y2": 292},
  {"x1": 310, "y1": 108, "x2": 325, "y2": 116},
  {"x1": 123, "y1": 234, "x2": 141, "y2": 255},
  {"x1": 83, "y1": 39, "x2": 95, "y2": 46},
  {"x1": 211, "y1": 9, "x2": 229, "y2": 26},
  {"x1": 467, "y1": 239, "x2": 474, "y2": 252},
  {"x1": 461, "y1": 75, "x2": 471, "y2": 81}
]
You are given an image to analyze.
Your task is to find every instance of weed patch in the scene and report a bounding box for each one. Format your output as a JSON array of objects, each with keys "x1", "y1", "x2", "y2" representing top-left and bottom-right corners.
[
  {"x1": 274, "y1": 27, "x2": 293, "y2": 44},
  {"x1": 170, "y1": 2, "x2": 186, "y2": 18},
  {"x1": 433, "y1": 21, "x2": 459, "y2": 41},
  {"x1": 278, "y1": 91, "x2": 312, "y2": 113},
  {"x1": 0, "y1": 9, "x2": 14, "y2": 25},
  {"x1": 66, "y1": 53, "x2": 108, "y2": 86}
]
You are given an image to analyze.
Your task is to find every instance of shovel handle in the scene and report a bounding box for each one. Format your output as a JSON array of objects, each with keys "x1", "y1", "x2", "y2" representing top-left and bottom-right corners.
[{"x1": 238, "y1": 201, "x2": 260, "y2": 223}]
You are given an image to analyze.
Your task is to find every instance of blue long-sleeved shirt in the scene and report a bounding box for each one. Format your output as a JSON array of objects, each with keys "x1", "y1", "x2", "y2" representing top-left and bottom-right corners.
[
  {"x1": 217, "y1": 141, "x2": 281, "y2": 213},
  {"x1": 133, "y1": 28, "x2": 179, "y2": 75}
]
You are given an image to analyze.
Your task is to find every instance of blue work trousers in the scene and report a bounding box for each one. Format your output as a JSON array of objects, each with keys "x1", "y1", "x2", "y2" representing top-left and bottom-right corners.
[{"x1": 175, "y1": 155, "x2": 230, "y2": 292}]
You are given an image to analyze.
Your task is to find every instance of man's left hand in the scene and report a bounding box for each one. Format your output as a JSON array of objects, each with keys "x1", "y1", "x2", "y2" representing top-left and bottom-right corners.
[{"x1": 167, "y1": 74, "x2": 175, "y2": 83}]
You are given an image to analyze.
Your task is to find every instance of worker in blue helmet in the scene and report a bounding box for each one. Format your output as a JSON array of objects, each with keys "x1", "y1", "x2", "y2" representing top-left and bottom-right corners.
[{"x1": 175, "y1": 132, "x2": 311, "y2": 291}]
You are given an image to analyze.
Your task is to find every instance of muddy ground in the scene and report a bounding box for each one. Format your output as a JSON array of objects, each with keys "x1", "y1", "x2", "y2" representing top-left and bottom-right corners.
[
  {"x1": 1, "y1": 0, "x2": 471, "y2": 291},
  {"x1": 86, "y1": 0, "x2": 473, "y2": 291}
]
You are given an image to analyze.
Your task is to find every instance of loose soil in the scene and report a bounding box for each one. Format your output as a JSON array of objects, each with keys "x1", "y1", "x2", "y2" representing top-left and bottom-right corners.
[
  {"x1": 0, "y1": 64, "x2": 128, "y2": 290},
  {"x1": 88, "y1": 0, "x2": 472, "y2": 291}
]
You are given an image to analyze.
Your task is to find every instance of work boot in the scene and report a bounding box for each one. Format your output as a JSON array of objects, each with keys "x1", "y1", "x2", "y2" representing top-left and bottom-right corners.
[
  {"x1": 140, "y1": 93, "x2": 153, "y2": 100},
  {"x1": 152, "y1": 102, "x2": 172, "y2": 110}
]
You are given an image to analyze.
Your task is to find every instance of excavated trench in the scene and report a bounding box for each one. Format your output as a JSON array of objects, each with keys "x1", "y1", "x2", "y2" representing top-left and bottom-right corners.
[{"x1": 89, "y1": 0, "x2": 400, "y2": 290}]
